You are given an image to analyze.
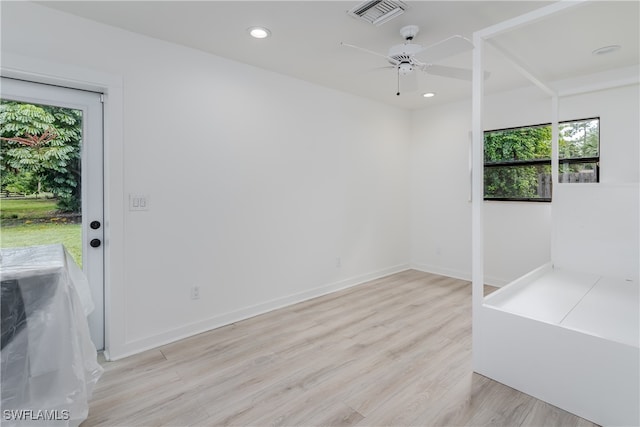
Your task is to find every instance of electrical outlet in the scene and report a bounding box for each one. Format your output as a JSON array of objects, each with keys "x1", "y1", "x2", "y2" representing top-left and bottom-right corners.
[{"x1": 190, "y1": 286, "x2": 200, "y2": 300}]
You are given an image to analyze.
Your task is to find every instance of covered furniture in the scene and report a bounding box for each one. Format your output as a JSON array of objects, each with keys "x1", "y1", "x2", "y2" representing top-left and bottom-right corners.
[{"x1": 0, "y1": 244, "x2": 103, "y2": 427}]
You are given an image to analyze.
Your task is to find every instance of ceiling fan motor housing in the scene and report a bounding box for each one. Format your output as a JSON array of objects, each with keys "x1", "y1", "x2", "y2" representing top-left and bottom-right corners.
[{"x1": 388, "y1": 42, "x2": 423, "y2": 67}]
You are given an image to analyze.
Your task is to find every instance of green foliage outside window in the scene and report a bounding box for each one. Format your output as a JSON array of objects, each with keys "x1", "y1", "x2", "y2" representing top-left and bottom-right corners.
[
  {"x1": 558, "y1": 119, "x2": 599, "y2": 182},
  {"x1": 484, "y1": 125, "x2": 551, "y2": 200},
  {"x1": 559, "y1": 119, "x2": 599, "y2": 159},
  {"x1": 484, "y1": 118, "x2": 599, "y2": 201},
  {"x1": 485, "y1": 125, "x2": 552, "y2": 163},
  {"x1": 0, "y1": 101, "x2": 82, "y2": 212}
]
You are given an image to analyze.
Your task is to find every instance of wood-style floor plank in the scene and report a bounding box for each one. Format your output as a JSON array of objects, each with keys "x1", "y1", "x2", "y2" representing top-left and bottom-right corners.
[{"x1": 83, "y1": 270, "x2": 599, "y2": 427}]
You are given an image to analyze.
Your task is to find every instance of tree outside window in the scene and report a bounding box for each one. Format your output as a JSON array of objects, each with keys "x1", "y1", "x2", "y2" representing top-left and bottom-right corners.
[
  {"x1": 483, "y1": 118, "x2": 599, "y2": 201},
  {"x1": 0, "y1": 101, "x2": 82, "y2": 212}
]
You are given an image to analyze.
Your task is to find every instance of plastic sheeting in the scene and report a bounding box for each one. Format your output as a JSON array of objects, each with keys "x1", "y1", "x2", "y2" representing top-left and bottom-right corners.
[{"x1": 0, "y1": 244, "x2": 103, "y2": 427}]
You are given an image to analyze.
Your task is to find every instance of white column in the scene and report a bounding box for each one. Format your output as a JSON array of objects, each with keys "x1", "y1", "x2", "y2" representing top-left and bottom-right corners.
[{"x1": 471, "y1": 31, "x2": 484, "y2": 371}]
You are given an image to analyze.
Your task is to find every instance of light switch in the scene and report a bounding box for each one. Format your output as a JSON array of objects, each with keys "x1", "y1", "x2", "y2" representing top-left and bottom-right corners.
[{"x1": 129, "y1": 194, "x2": 149, "y2": 211}]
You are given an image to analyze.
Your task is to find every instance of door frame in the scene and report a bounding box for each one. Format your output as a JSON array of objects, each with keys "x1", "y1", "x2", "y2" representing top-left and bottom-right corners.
[
  {"x1": 1, "y1": 52, "x2": 126, "y2": 360},
  {"x1": 1, "y1": 77, "x2": 105, "y2": 348}
]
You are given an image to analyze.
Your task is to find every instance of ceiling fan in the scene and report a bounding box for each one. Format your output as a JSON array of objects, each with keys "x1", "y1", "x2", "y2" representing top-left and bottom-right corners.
[{"x1": 341, "y1": 25, "x2": 481, "y2": 96}]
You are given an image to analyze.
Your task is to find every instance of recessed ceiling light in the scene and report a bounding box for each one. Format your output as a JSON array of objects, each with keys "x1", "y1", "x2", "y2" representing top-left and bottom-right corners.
[
  {"x1": 248, "y1": 27, "x2": 271, "y2": 39},
  {"x1": 422, "y1": 92, "x2": 436, "y2": 98},
  {"x1": 592, "y1": 45, "x2": 621, "y2": 56}
]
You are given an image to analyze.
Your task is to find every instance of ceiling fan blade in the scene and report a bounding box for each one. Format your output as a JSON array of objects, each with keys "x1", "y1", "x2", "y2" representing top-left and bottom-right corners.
[
  {"x1": 415, "y1": 35, "x2": 474, "y2": 63},
  {"x1": 423, "y1": 64, "x2": 490, "y2": 81},
  {"x1": 424, "y1": 64, "x2": 472, "y2": 81},
  {"x1": 340, "y1": 42, "x2": 391, "y2": 61},
  {"x1": 370, "y1": 65, "x2": 396, "y2": 71}
]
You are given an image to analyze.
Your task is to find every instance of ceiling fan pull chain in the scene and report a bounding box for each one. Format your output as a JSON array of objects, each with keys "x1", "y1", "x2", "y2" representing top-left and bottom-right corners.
[{"x1": 396, "y1": 67, "x2": 400, "y2": 96}]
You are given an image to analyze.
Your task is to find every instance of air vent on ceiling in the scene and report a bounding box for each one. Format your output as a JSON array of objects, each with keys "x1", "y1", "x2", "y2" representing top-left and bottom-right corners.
[{"x1": 348, "y1": 0, "x2": 408, "y2": 26}]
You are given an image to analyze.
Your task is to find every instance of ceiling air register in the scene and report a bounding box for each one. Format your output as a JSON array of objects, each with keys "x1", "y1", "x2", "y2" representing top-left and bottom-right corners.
[{"x1": 348, "y1": 0, "x2": 407, "y2": 26}]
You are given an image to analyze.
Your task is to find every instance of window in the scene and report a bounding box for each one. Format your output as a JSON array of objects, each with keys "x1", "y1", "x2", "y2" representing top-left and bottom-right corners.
[
  {"x1": 484, "y1": 123, "x2": 552, "y2": 201},
  {"x1": 558, "y1": 118, "x2": 600, "y2": 183},
  {"x1": 484, "y1": 118, "x2": 599, "y2": 201}
]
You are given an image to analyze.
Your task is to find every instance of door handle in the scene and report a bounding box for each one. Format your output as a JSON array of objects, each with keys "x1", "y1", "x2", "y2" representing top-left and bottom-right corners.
[{"x1": 90, "y1": 239, "x2": 102, "y2": 248}]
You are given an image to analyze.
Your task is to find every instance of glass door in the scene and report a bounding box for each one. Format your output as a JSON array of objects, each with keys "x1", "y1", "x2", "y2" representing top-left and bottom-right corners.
[{"x1": 0, "y1": 77, "x2": 104, "y2": 349}]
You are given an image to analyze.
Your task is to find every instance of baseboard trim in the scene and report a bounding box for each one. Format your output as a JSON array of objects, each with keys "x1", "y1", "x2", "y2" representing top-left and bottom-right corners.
[
  {"x1": 483, "y1": 276, "x2": 510, "y2": 287},
  {"x1": 410, "y1": 262, "x2": 508, "y2": 287},
  {"x1": 410, "y1": 262, "x2": 471, "y2": 282},
  {"x1": 108, "y1": 263, "x2": 410, "y2": 360}
]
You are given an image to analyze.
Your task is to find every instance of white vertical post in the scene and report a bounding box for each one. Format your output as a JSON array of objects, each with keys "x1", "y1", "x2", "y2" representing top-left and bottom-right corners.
[
  {"x1": 551, "y1": 96, "x2": 559, "y2": 185},
  {"x1": 471, "y1": 32, "x2": 484, "y2": 371},
  {"x1": 550, "y1": 95, "x2": 559, "y2": 264}
]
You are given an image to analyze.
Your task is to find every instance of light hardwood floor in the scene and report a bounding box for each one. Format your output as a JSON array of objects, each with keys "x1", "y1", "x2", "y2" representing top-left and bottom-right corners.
[{"x1": 84, "y1": 270, "x2": 599, "y2": 427}]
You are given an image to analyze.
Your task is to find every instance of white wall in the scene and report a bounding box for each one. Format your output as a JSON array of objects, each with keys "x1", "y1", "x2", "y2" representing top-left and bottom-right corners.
[
  {"x1": 553, "y1": 183, "x2": 639, "y2": 280},
  {"x1": 552, "y1": 85, "x2": 640, "y2": 279},
  {"x1": 410, "y1": 87, "x2": 552, "y2": 285},
  {"x1": 411, "y1": 83, "x2": 639, "y2": 286},
  {"x1": 1, "y1": 2, "x2": 410, "y2": 359},
  {"x1": 410, "y1": 101, "x2": 473, "y2": 281}
]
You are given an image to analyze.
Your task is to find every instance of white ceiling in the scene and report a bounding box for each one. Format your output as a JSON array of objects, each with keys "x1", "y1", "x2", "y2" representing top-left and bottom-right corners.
[{"x1": 39, "y1": 1, "x2": 639, "y2": 110}]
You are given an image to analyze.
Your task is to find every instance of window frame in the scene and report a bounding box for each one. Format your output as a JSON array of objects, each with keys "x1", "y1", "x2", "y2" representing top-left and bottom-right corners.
[
  {"x1": 557, "y1": 116, "x2": 600, "y2": 184},
  {"x1": 483, "y1": 117, "x2": 600, "y2": 202}
]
